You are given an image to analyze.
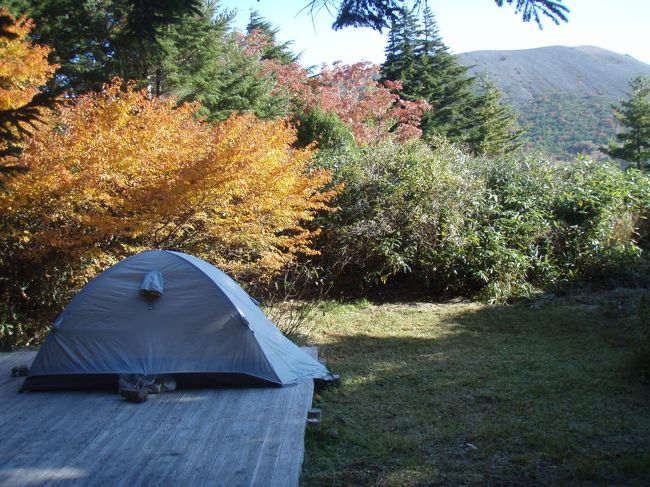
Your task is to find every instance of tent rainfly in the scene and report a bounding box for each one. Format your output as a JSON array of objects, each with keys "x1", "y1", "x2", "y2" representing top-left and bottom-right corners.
[{"x1": 22, "y1": 250, "x2": 333, "y2": 391}]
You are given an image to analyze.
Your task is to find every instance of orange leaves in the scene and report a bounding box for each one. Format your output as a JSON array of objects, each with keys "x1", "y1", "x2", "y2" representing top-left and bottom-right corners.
[
  {"x1": 2, "y1": 81, "x2": 334, "y2": 281},
  {"x1": 0, "y1": 9, "x2": 57, "y2": 111}
]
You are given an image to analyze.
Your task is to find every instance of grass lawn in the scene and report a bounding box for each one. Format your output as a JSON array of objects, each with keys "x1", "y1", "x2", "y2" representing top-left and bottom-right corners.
[{"x1": 301, "y1": 290, "x2": 650, "y2": 486}]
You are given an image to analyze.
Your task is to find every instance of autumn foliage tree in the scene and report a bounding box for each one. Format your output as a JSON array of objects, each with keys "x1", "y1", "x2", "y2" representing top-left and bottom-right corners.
[
  {"x1": 239, "y1": 26, "x2": 429, "y2": 145},
  {"x1": 0, "y1": 9, "x2": 57, "y2": 184},
  {"x1": 0, "y1": 81, "x2": 334, "y2": 325},
  {"x1": 284, "y1": 60, "x2": 430, "y2": 145},
  {"x1": 306, "y1": 62, "x2": 430, "y2": 144}
]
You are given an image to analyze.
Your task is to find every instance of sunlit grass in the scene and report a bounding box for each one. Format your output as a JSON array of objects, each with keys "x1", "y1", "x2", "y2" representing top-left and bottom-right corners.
[{"x1": 302, "y1": 291, "x2": 650, "y2": 486}]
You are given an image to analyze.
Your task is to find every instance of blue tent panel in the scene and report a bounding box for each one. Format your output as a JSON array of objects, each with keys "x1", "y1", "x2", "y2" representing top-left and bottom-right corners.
[{"x1": 23, "y1": 250, "x2": 331, "y2": 390}]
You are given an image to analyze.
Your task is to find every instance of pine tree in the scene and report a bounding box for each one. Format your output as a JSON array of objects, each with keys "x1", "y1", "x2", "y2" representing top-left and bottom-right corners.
[
  {"x1": 382, "y1": 7, "x2": 418, "y2": 89},
  {"x1": 5, "y1": 0, "x2": 201, "y2": 92},
  {"x1": 150, "y1": 2, "x2": 230, "y2": 97},
  {"x1": 381, "y1": 7, "x2": 474, "y2": 143},
  {"x1": 416, "y1": 7, "x2": 475, "y2": 141},
  {"x1": 310, "y1": 0, "x2": 569, "y2": 31},
  {"x1": 150, "y1": 3, "x2": 286, "y2": 120},
  {"x1": 246, "y1": 10, "x2": 298, "y2": 65},
  {"x1": 204, "y1": 37, "x2": 292, "y2": 120},
  {"x1": 122, "y1": 2, "x2": 290, "y2": 121},
  {"x1": 604, "y1": 74, "x2": 650, "y2": 170},
  {"x1": 466, "y1": 74, "x2": 524, "y2": 156}
]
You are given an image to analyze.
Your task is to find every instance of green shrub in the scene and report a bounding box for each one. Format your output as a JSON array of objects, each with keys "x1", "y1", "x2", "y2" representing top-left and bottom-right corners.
[
  {"x1": 548, "y1": 159, "x2": 649, "y2": 279},
  {"x1": 294, "y1": 108, "x2": 356, "y2": 152},
  {"x1": 316, "y1": 141, "x2": 650, "y2": 300}
]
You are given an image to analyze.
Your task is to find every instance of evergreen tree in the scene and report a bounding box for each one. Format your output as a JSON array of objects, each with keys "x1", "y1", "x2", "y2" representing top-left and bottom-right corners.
[
  {"x1": 604, "y1": 74, "x2": 650, "y2": 170},
  {"x1": 246, "y1": 10, "x2": 298, "y2": 65},
  {"x1": 466, "y1": 74, "x2": 524, "y2": 156},
  {"x1": 5, "y1": 0, "x2": 201, "y2": 92},
  {"x1": 7, "y1": 0, "x2": 290, "y2": 121},
  {"x1": 151, "y1": 2, "x2": 288, "y2": 121},
  {"x1": 202, "y1": 36, "x2": 291, "y2": 120},
  {"x1": 382, "y1": 7, "x2": 418, "y2": 89},
  {"x1": 307, "y1": 0, "x2": 569, "y2": 31},
  {"x1": 150, "y1": 1, "x2": 230, "y2": 97},
  {"x1": 381, "y1": 7, "x2": 474, "y2": 143},
  {"x1": 415, "y1": 7, "x2": 475, "y2": 141}
]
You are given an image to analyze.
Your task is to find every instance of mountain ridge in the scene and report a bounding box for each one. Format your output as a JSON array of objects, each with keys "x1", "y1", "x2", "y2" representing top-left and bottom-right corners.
[
  {"x1": 458, "y1": 45, "x2": 650, "y2": 105},
  {"x1": 457, "y1": 46, "x2": 650, "y2": 159}
]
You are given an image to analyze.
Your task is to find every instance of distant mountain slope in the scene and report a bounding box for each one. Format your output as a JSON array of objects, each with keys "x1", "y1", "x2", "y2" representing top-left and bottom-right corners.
[
  {"x1": 457, "y1": 46, "x2": 650, "y2": 159},
  {"x1": 459, "y1": 46, "x2": 650, "y2": 105}
]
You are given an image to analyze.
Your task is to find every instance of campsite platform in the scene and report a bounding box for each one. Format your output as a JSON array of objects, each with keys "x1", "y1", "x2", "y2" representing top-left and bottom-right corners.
[{"x1": 0, "y1": 348, "x2": 318, "y2": 487}]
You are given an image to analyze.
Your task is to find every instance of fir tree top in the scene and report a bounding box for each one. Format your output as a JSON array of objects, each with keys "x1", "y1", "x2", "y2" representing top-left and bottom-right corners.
[
  {"x1": 604, "y1": 74, "x2": 650, "y2": 170},
  {"x1": 246, "y1": 10, "x2": 298, "y2": 64}
]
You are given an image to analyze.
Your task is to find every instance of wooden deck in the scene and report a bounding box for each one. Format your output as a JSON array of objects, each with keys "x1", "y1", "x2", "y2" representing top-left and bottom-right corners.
[{"x1": 0, "y1": 349, "x2": 317, "y2": 487}]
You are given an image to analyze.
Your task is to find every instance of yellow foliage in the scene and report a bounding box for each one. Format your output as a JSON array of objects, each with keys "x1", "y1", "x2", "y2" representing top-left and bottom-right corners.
[
  {"x1": 0, "y1": 10, "x2": 57, "y2": 111},
  {"x1": 1, "y1": 81, "x2": 335, "y2": 282}
]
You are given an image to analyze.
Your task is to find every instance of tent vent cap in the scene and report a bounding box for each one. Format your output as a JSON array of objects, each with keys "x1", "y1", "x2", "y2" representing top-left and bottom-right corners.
[{"x1": 140, "y1": 271, "x2": 164, "y2": 299}]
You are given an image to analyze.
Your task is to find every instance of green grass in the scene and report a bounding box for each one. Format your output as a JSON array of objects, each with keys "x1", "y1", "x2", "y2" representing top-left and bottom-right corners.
[{"x1": 301, "y1": 291, "x2": 650, "y2": 486}]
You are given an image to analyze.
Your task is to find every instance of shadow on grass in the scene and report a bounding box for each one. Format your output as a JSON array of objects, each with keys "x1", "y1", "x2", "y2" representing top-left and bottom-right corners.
[{"x1": 304, "y1": 297, "x2": 650, "y2": 486}]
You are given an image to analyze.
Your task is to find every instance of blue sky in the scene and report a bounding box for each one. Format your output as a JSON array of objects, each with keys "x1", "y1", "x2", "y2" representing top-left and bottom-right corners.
[{"x1": 219, "y1": 0, "x2": 650, "y2": 67}]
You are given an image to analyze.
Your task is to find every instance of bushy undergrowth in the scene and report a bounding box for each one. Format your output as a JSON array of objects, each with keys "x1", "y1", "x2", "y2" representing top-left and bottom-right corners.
[
  {"x1": 316, "y1": 140, "x2": 650, "y2": 301},
  {"x1": 254, "y1": 261, "x2": 331, "y2": 339},
  {"x1": 2, "y1": 134, "x2": 649, "y2": 350}
]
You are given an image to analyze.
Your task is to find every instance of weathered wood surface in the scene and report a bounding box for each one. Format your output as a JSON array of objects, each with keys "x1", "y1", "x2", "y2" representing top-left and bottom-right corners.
[{"x1": 0, "y1": 348, "x2": 317, "y2": 487}]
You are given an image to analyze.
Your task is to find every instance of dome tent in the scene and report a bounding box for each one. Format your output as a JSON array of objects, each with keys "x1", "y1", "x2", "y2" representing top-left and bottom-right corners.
[{"x1": 22, "y1": 250, "x2": 332, "y2": 391}]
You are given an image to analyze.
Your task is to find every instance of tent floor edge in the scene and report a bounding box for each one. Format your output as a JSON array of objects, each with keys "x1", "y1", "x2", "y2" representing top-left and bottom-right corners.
[
  {"x1": 22, "y1": 371, "x2": 285, "y2": 392},
  {"x1": 314, "y1": 374, "x2": 340, "y2": 391}
]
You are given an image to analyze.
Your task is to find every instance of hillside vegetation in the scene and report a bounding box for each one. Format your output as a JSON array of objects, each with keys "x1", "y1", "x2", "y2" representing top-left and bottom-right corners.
[
  {"x1": 459, "y1": 46, "x2": 650, "y2": 159},
  {"x1": 523, "y1": 92, "x2": 618, "y2": 157}
]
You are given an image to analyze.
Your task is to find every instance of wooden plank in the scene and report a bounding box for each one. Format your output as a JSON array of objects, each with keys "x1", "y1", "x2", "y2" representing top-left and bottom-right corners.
[
  {"x1": 1, "y1": 392, "x2": 121, "y2": 460},
  {"x1": 123, "y1": 391, "x2": 218, "y2": 486},
  {"x1": 59, "y1": 392, "x2": 191, "y2": 486},
  {"x1": 0, "y1": 348, "x2": 319, "y2": 487},
  {"x1": 155, "y1": 389, "x2": 244, "y2": 487},
  {"x1": 264, "y1": 346, "x2": 317, "y2": 487},
  {"x1": 107, "y1": 389, "x2": 215, "y2": 487},
  {"x1": 248, "y1": 385, "x2": 301, "y2": 487},
  {"x1": 0, "y1": 392, "x2": 115, "y2": 486},
  {"x1": 0, "y1": 351, "x2": 36, "y2": 405},
  {"x1": 0, "y1": 376, "x2": 28, "y2": 416},
  {"x1": 0, "y1": 353, "x2": 175, "y2": 485},
  {"x1": 0, "y1": 390, "x2": 107, "y2": 460},
  {"x1": 271, "y1": 381, "x2": 314, "y2": 487},
  {"x1": 0, "y1": 349, "x2": 35, "y2": 367},
  {"x1": 0, "y1": 350, "x2": 35, "y2": 387},
  {"x1": 199, "y1": 388, "x2": 266, "y2": 484},
  {"x1": 210, "y1": 386, "x2": 284, "y2": 486}
]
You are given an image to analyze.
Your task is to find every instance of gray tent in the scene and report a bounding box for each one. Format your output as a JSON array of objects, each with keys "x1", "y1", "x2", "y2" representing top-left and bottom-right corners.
[{"x1": 23, "y1": 250, "x2": 331, "y2": 391}]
